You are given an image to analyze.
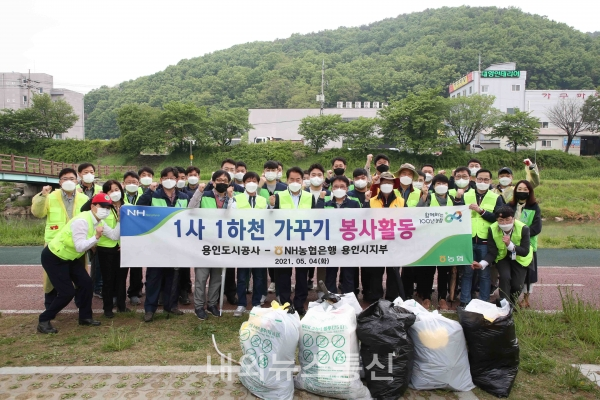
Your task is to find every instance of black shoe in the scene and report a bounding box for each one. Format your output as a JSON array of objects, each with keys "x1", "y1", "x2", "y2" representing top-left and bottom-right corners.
[
  {"x1": 179, "y1": 293, "x2": 191, "y2": 305},
  {"x1": 207, "y1": 305, "x2": 221, "y2": 317},
  {"x1": 226, "y1": 294, "x2": 237, "y2": 306},
  {"x1": 297, "y1": 309, "x2": 306, "y2": 317},
  {"x1": 158, "y1": 293, "x2": 164, "y2": 306},
  {"x1": 78, "y1": 319, "x2": 101, "y2": 326},
  {"x1": 168, "y1": 308, "x2": 184, "y2": 316},
  {"x1": 195, "y1": 308, "x2": 207, "y2": 320},
  {"x1": 37, "y1": 321, "x2": 58, "y2": 334},
  {"x1": 104, "y1": 311, "x2": 115, "y2": 319},
  {"x1": 117, "y1": 308, "x2": 132, "y2": 313},
  {"x1": 307, "y1": 280, "x2": 314, "y2": 290},
  {"x1": 93, "y1": 291, "x2": 103, "y2": 299},
  {"x1": 144, "y1": 312, "x2": 154, "y2": 322},
  {"x1": 459, "y1": 302, "x2": 467, "y2": 308}
]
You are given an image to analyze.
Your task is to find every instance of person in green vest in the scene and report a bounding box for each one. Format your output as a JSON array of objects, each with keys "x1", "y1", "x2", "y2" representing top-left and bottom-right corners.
[
  {"x1": 229, "y1": 171, "x2": 268, "y2": 317},
  {"x1": 122, "y1": 171, "x2": 144, "y2": 305},
  {"x1": 269, "y1": 166, "x2": 325, "y2": 316},
  {"x1": 31, "y1": 167, "x2": 89, "y2": 310},
  {"x1": 508, "y1": 180, "x2": 542, "y2": 308},
  {"x1": 37, "y1": 193, "x2": 113, "y2": 334},
  {"x1": 138, "y1": 166, "x2": 154, "y2": 191},
  {"x1": 492, "y1": 162, "x2": 541, "y2": 203},
  {"x1": 137, "y1": 167, "x2": 189, "y2": 322},
  {"x1": 461, "y1": 169, "x2": 504, "y2": 307},
  {"x1": 448, "y1": 167, "x2": 471, "y2": 199},
  {"x1": 370, "y1": 163, "x2": 422, "y2": 207},
  {"x1": 471, "y1": 205, "x2": 532, "y2": 305}
]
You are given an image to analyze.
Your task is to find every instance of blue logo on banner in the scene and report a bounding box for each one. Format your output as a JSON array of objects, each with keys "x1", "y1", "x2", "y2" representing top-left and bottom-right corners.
[{"x1": 121, "y1": 205, "x2": 185, "y2": 236}]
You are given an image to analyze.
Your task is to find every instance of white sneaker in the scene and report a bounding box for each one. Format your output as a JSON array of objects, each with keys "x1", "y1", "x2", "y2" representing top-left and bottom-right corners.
[
  {"x1": 268, "y1": 282, "x2": 276, "y2": 293},
  {"x1": 291, "y1": 284, "x2": 295, "y2": 292},
  {"x1": 260, "y1": 295, "x2": 267, "y2": 304},
  {"x1": 233, "y1": 306, "x2": 246, "y2": 317}
]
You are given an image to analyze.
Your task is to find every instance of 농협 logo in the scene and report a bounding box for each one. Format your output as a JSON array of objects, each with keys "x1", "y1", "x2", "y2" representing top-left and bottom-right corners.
[
  {"x1": 445, "y1": 211, "x2": 462, "y2": 223},
  {"x1": 274, "y1": 246, "x2": 283, "y2": 256}
]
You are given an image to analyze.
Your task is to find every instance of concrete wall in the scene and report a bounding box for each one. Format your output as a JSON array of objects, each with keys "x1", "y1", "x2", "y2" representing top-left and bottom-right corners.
[{"x1": 51, "y1": 89, "x2": 85, "y2": 139}]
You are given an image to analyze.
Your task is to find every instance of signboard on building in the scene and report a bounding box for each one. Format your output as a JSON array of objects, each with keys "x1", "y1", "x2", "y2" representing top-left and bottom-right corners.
[
  {"x1": 481, "y1": 70, "x2": 521, "y2": 78},
  {"x1": 563, "y1": 138, "x2": 581, "y2": 148},
  {"x1": 449, "y1": 72, "x2": 473, "y2": 93}
]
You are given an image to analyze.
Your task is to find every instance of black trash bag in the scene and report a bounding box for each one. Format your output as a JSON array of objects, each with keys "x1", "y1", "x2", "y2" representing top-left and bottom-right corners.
[
  {"x1": 457, "y1": 304, "x2": 519, "y2": 398},
  {"x1": 356, "y1": 300, "x2": 416, "y2": 400}
]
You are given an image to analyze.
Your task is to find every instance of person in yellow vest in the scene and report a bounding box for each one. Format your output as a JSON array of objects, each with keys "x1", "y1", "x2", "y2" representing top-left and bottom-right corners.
[
  {"x1": 269, "y1": 166, "x2": 325, "y2": 316},
  {"x1": 461, "y1": 169, "x2": 504, "y2": 307},
  {"x1": 492, "y1": 162, "x2": 541, "y2": 204},
  {"x1": 121, "y1": 171, "x2": 145, "y2": 306},
  {"x1": 229, "y1": 172, "x2": 268, "y2": 317},
  {"x1": 37, "y1": 193, "x2": 113, "y2": 334},
  {"x1": 31, "y1": 167, "x2": 89, "y2": 310},
  {"x1": 471, "y1": 206, "x2": 532, "y2": 305},
  {"x1": 370, "y1": 163, "x2": 422, "y2": 207}
]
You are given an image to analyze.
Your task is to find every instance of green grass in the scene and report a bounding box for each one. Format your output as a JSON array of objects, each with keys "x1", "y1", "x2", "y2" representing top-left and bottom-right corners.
[
  {"x1": 541, "y1": 221, "x2": 600, "y2": 249},
  {"x1": 101, "y1": 322, "x2": 141, "y2": 352},
  {"x1": 0, "y1": 217, "x2": 45, "y2": 246},
  {"x1": 535, "y1": 180, "x2": 600, "y2": 220}
]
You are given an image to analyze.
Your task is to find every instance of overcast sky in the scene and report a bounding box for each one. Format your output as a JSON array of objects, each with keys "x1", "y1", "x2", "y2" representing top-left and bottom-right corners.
[{"x1": 1, "y1": 0, "x2": 598, "y2": 94}]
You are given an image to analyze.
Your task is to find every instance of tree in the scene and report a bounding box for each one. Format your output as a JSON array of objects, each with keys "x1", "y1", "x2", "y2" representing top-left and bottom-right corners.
[
  {"x1": 298, "y1": 114, "x2": 343, "y2": 153},
  {"x1": 445, "y1": 95, "x2": 501, "y2": 150},
  {"x1": 30, "y1": 94, "x2": 79, "y2": 139},
  {"x1": 545, "y1": 98, "x2": 592, "y2": 152},
  {"x1": 490, "y1": 109, "x2": 539, "y2": 152},
  {"x1": 0, "y1": 108, "x2": 38, "y2": 142},
  {"x1": 340, "y1": 117, "x2": 381, "y2": 150},
  {"x1": 206, "y1": 108, "x2": 252, "y2": 146},
  {"x1": 117, "y1": 104, "x2": 164, "y2": 154},
  {"x1": 378, "y1": 89, "x2": 451, "y2": 154},
  {"x1": 159, "y1": 101, "x2": 209, "y2": 147},
  {"x1": 582, "y1": 94, "x2": 600, "y2": 133}
]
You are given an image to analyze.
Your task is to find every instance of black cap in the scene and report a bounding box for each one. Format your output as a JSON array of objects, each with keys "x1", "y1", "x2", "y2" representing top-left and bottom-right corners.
[{"x1": 498, "y1": 167, "x2": 513, "y2": 175}]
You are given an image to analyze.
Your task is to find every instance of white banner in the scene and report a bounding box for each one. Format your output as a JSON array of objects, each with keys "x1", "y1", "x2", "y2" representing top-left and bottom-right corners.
[{"x1": 120, "y1": 205, "x2": 473, "y2": 268}]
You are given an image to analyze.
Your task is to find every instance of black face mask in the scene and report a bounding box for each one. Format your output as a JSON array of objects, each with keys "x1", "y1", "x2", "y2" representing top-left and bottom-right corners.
[
  {"x1": 376, "y1": 164, "x2": 389, "y2": 173},
  {"x1": 515, "y1": 192, "x2": 529, "y2": 201},
  {"x1": 333, "y1": 168, "x2": 345, "y2": 176},
  {"x1": 215, "y1": 183, "x2": 229, "y2": 193}
]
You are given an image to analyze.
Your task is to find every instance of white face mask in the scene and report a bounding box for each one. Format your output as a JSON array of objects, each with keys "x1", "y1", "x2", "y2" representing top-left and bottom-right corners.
[
  {"x1": 187, "y1": 176, "x2": 199, "y2": 185},
  {"x1": 332, "y1": 189, "x2": 346, "y2": 199},
  {"x1": 140, "y1": 176, "x2": 153, "y2": 186},
  {"x1": 82, "y1": 173, "x2": 95, "y2": 184},
  {"x1": 412, "y1": 181, "x2": 423, "y2": 190},
  {"x1": 499, "y1": 223, "x2": 514, "y2": 232},
  {"x1": 61, "y1": 180, "x2": 76, "y2": 192},
  {"x1": 425, "y1": 173, "x2": 433, "y2": 182},
  {"x1": 354, "y1": 179, "x2": 367, "y2": 189},
  {"x1": 245, "y1": 182, "x2": 258, "y2": 193},
  {"x1": 288, "y1": 182, "x2": 302, "y2": 193},
  {"x1": 499, "y1": 177, "x2": 512, "y2": 187},
  {"x1": 265, "y1": 171, "x2": 277, "y2": 182},
  {"x1": 399, "y1": 176, "x2": 413, "y2": 186},
  {"x1": 95, "y1": 207, "x2": 110, "y2": 220},
  {"x1": 469, "y1": 167, "x2": 480, "y2": 177},
  {"x1": 162, "y1": 179, "x2": 177, "y2": 189},
  {"x1": 476, "y1": 182, "x2": 489, "y2": 191},
  {"x1": 109, "y1": 191, "x2": 122, "y2": 202},
  {"x1": 455, "y1": 179, "x2": 470, "y2": 189},
  {"x1": 234, "y1": 172, "x2": 245, "y2": 181},
  {"x1": 380, "y1": 184, "x2": 394, "y2": 194},
  {"x1": 310, "y1": 176, "x2": 323, "y2": 187},
  {"x1": 276, "y1": 171, "x2": 283, "y2": 180},
  {"x1": 434, "y1": 185, "x2": 448, "y2": 195},
  {"x1": 176, "y1": 180, "x2": 186, "y2": 189},
  {"x1": 125, "y1": 184, "x2": 139, "y2": 193},
  {"x1": 303, "y1": 179, "x2": 311, "y2": 188},
  {"x1": 227, "y1": 171, "x2": 234, "y2": 180}
]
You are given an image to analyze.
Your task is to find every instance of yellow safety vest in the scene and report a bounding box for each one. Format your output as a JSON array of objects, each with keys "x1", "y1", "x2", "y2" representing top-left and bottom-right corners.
[
  {"x1": 490, "y1": 220, "x2": 533, "y2": 267},
  {"x1": 278, "y1": 190, "x2": 312, "y2": 209},
  {"x1": 48, "y1": 211, "x2": 96, "y2": 261},
  {"x1": 123, "y1": 187, "x2": 143, "y2": 205},
  {"x1": 234, "y1": 193, "x2": 267, "y2": 209},
  {"x1": 370, "y1": 195, "x2": 404, "y2": 208},
  {"x1": 406, "y1": 190, "x2": 421, "y2": 207},
  {"x1": 43, "y1": 190, "x2": 89, "y2": 243},
  {"x1": 464, "y1": 190, "x2": 499, "y2": 239},
  {"x1": 97, "y1": 209, "x2": 119, "y2": 248},
  {"x1": 430, "y1": 194, "x2": 454, "y2": 207}
]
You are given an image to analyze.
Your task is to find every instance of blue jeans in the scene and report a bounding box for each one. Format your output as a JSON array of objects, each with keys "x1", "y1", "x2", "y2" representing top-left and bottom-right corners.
[
  {"x1": 460, "y1": 242, "x2": 491, "y2": 304},
  {"x1": 237, "y1": 268, "x2": 266, "y2": 307}
]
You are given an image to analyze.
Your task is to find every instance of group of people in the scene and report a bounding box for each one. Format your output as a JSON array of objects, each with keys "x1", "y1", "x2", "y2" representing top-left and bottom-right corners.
[{"x1": 31, "y1": 153, "x2": 541, "y2": 334}]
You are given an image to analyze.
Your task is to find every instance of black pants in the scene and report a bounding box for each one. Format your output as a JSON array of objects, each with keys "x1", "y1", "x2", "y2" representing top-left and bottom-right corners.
[
  {"x1": 39, "y1": 247, "x2": 92, "y2": 322},
  {"x1": 44, "y1": 254, "x2": 86, "y2": 309},
  {"x1": 127, "y1": 267, "x2": 143, "y2": 298},
  {"x1": 497, "y1": 256, "x2": 528, "y2": 304},
  {"x1": 144, "y1": 268, "x2": 178, "y2": 313},
  {"x1": 370, "y1": 267, "x2": 403, "y2": 301},
  {"x1": 436, "y1": 266, "x2": 452, "y2": 301},
  {"x1": 307, "y1": 267, "x2": 314, "y2": 283},
  {"x1": 416, "y1": 266, "x2": 437, "y2": 301},
  {"x1": 360, "y1": 267, "x2": 372, "y2": 299},
  {"x1": 97, "y1": 245, "x2": 128, "y2": 312},
  {"x1": 179, "y1": 268, "x2": 192, "y2": 294},
  {"x1": 325, "y1": 267, "x2": 355, "y2": 294},
  {"x1": 224, "y1": 268, "x2": 236, "y2": 299},
  {"x1": 275, "y1": 267, "x2": 308, "y2": 311},
  {"x1": 401, "y1": 267, "x2": 417, "y2": 300}
]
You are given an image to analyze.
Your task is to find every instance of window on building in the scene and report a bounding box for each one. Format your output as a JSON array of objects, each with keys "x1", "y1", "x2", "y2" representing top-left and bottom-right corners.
[
  {"x1": 542, "y1": 122, "x2": 549, "y2": 128},
  {"x1": 23, "y1": 95, "x2": 27, "y2": 104},
  {"x1": 507, "y1": 108, "x2": 515, "y2": 114},
  {"x1": 469, "y1": 87, "x2": 472, "y2": 94},
  {"x1": 38, "y1": 88, "x2": 43, "y2": 94},
  {"x1": 456, "y1": 93, "x2": 460, "y2": 98},
  {"x1": 462, "y1": 90, "x2": 466, "y2": 97},
  {"x1": 481, "y1": 85, "x2": 489, "y2": 93},
  {"x1": 512, "y1": 84, "x2": 521, "y2": 92},
  {"x1": 55, "y1": 134, "x2": 62, "y2": 140},
  {"x1": 541, "y1": 140, "x2": 552, "y2": 148}
]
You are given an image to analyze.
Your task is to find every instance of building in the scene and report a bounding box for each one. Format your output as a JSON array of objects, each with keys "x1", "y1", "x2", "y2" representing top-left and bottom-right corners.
[
  {"x1": 448, "y1": 62, "x2": 599, "y2": 155},
  {"x1": 0, "y1": 72, "x2": 84, "y2": 139},
  {"x1": 248, "y1": 102, "x2": 384, "y2": 148}
]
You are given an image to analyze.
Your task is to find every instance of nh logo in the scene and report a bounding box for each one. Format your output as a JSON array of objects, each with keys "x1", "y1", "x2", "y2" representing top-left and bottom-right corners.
[{"x1": 126, "y1": 209, "x2": 145, "y2": 216}]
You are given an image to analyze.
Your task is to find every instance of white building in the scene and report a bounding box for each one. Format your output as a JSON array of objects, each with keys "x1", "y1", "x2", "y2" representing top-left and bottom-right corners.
[
  {"x1": 449, "y1": 62, "x2": 599, "y2": 155},
  {"x1": 0, "y1": 72, "x2": 84, "y2": 139}
]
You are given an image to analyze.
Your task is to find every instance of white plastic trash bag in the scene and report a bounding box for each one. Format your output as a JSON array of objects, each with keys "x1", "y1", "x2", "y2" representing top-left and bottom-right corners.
[
  {"x1": 395, "y1": 298, "x2": 475, "y2": 392},
  {"x1": 295, "y1": 303, "x2": 372, "y2": 399},
  {"x1": 308, "y1": 292, "x2": 363, "y2": 315},
  {"x1": 239, "y1": 301, "x2": 301, "y2": 400},
  {"x1": 465, "y1": 299, "x2": 510, "y2": 322}
]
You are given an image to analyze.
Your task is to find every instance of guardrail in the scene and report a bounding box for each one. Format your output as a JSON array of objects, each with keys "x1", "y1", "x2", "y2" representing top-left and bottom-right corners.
[{"x1": 0, "y1": 154, "x2": 137, "y2": 178}]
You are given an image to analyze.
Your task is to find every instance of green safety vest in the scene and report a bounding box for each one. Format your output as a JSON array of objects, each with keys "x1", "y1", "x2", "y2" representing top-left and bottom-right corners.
[
  {"x1": 97, "y1": 209, "x2": 119, "y2": 248},
  {"x1": 43, "y1": 190, "x2": 89, "y2": 244},
  {"x1": 234, "y1": 193, "x2": 267, "y2": 209},
  {"x1": 518, "y1": 207, "x2": 539, "y2": 251},
  {"x1": 406, "y1": 190, "x2": 420, "y2": 207},
  {"x1": 278, "y1": 190, "x2": 312, "y2": 209},
  {"x1": 430, "y1": 194, "x2": 454, "y2": 207},
  {"x1": 48, "y1": 211, "x2": 96, "y2": 261},
  {"x1": 490, "y1": 220, "x2": 533, "y2": 267},
  {"x1": 123, "y1": 187, "x2": 143, "y2": 205},
  {"x1": 201, "y1": 194, "x2": 229, "y2": 209},
  {"x1": 151, "y1": 197, "x2": 188, "y2": 208},
  {"x1": 464, "y1": 190, "x2": 499, "y2": 239}
]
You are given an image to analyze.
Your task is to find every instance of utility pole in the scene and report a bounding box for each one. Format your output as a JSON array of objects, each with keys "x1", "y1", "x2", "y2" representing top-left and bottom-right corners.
[
  {"x1": 19, "y1": 69, "x2": 41, "y2": 108},
  {"x1": 316, "y1": 60, "x2": 325, "y2": 115}
]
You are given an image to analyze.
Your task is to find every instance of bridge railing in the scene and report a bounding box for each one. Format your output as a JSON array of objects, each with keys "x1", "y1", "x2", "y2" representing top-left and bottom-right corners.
[{"x1": 0, "y1": 154, "x2": 137, "y2": 178}]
